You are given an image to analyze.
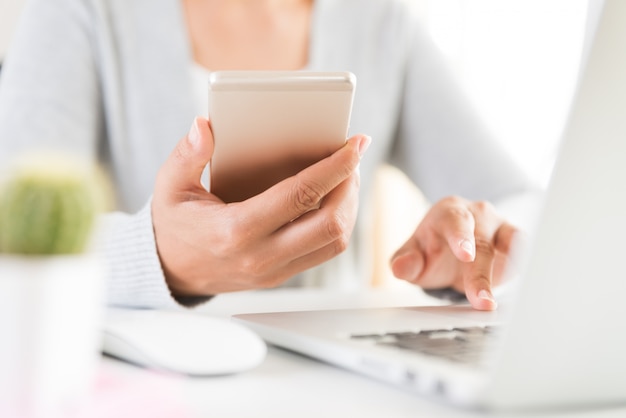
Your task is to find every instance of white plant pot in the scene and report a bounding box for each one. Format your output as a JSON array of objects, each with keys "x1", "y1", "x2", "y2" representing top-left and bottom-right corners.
[{"x1": 0, "y1": 254, "x2": 105, "y2": 418}]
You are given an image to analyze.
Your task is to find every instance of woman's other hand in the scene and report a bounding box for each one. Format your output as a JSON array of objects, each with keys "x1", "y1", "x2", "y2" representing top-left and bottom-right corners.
[
  {"x1": 390, "y1": 196, "x2": 519, "y2": 311},
  {"x1": 152, "y1": 117, "x2": 370, "y2": 298}
]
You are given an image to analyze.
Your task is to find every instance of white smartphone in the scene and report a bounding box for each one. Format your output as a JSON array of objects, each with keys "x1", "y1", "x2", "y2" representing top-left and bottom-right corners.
[{"x1": 208, "y1": 71, "x2": 356, "y2": 203}]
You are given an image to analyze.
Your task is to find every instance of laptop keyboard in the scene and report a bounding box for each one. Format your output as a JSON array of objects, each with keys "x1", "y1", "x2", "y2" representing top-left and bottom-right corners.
[{"x1": 350, "y1": 326, "x2": 499, "y2": 367}]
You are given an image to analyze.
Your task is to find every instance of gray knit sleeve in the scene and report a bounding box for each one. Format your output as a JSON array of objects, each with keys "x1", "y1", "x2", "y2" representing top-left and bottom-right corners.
[{"x1": 102, "y1": 200, "x2": 186, "y2": 309}]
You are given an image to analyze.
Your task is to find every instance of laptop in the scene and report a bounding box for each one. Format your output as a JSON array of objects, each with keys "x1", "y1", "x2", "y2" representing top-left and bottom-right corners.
[{"x1": 234, "y1": 0, "x2": 626, "y2": 411}]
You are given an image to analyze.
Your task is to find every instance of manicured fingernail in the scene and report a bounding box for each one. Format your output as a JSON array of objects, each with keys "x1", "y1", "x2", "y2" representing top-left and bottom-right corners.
[
  {"x1": 478, "y1": 289, "x2": 496, "y2": 303},
  {"x1": 188, "y1": 118, "x2": 201, "y2": 148},
  {"x1": 460, "y1": 239, "x2": 475, "y2": 259},
  {"x1": 358, "y1": 135, "x2": 372, "y2": 157}
]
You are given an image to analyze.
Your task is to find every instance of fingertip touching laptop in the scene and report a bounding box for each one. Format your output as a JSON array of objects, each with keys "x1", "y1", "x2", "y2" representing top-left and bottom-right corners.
[{"x1": 234, "y1": 0, "x2": 626, "y2": 411}]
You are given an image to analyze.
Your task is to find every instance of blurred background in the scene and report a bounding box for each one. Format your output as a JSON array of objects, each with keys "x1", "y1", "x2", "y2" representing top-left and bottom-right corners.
[
  {"x1": 0, "y1": 0, "x2": 24, "y2": 61},
  {"x1": 0, "y1": 0, "x2": 595, "y2": 286}
]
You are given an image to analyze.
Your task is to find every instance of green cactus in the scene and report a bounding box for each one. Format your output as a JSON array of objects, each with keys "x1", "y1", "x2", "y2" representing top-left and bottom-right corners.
[{"x1": 0, "y1": 156, "x2": 105, "y2": 255}]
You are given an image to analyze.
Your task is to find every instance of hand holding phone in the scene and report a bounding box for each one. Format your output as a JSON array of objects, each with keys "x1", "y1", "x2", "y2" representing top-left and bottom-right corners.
[{"x1": 153, "y1": 118, "x2": 369, "y2": 296}]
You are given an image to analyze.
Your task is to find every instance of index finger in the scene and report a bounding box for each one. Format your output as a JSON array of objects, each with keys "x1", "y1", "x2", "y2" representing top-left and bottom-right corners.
[
  {"x1": 463, "y1": 221, "x2": 519, "y2": 309},
  {"x1": 463, "y1": 236, "x2": 498, "y2": 311},
  {"x1": 240, "y1": 134, "x2": 369, "y2": 233}
]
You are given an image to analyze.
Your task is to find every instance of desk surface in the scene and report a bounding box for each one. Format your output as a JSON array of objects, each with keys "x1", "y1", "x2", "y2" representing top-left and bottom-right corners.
[{"x1": 102, "y1": 288, "x2": 626, "y2": 418}]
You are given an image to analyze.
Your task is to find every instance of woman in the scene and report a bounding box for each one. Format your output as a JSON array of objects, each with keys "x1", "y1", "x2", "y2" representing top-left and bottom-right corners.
[{"x1": 0, "y1": 0, "x2": 538, "y2": 309}]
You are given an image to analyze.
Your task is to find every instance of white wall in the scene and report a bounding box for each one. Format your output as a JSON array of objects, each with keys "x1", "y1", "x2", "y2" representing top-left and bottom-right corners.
[
  {"x1": 0, "y1": 0, "x2": 26, "y2": 59},
  {"x1": 425, "y1": 0, "x2": 589, "y2": 185}
]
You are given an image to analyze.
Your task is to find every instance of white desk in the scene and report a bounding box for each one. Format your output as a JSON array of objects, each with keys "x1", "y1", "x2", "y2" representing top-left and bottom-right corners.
[{"x1": 102, "y1": 289, "x2": 626, "y2": 418}]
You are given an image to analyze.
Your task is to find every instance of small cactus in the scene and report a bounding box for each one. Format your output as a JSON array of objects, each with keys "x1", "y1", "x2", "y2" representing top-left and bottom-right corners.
[{"x1": 0, "y1": 155, "x2": 106, "y2": 255}]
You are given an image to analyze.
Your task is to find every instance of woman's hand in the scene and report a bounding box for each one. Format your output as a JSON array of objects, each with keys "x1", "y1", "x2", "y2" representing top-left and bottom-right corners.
[
  {"x1": 152, "y1": 117, "x2": 370, "y2": 298},
  {"x1": 390, "y1": 196, "x2": 519, "y2": 311}
]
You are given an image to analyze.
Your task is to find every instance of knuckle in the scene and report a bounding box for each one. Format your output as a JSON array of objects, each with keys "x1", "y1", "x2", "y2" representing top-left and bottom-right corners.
[
  {"x1": 209, "y1": 230, "x2": 233, "y2": 259},
  {"x1": 446, "y1": 204, "x2": 473, "y2": 223},
  {"x1": 325, "y1": 211, "x2": 348, "y2": 241},
  {"x1": 437, "y1": 196, "x2": 471, "y2": 220},
  {"x1": 440, "y1": 195, "x2": 465, "y2": 207},
  {"x1": 494, "y1": 225, "x2": 517, "y2": 253},
  {"x1": 327, "y1": 214, "x2": 352, "y2": 254},
  {"x1": 239, "y1": 254, "x2": 268, "y2": 279},
  {"x1": 211, "y1": 219, "x2": 247, "y2": 258},
  {"x1": 293, "y1": 176, "x2": 325, "y2": 211},
  {"x1": 474, "y1": 238, "x2": 496, "y2": 257},
  {"x1": 229, "y1": 222, "x2": 250, "y2": 244},
  {"x1": 211, "y1": 240, "x2": 236, "y2": 261},
  {"x1": 472, "y1": 200, "x2": 495, "y2": 216},
  {"x1": 333, "y1": 235, "x2": 350, "y2": 254}
]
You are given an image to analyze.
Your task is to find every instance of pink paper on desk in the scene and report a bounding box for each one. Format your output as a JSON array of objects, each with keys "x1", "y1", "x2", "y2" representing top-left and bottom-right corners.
[{"x1": 70, "y1": 365, "x2": 195, "y2": 418}]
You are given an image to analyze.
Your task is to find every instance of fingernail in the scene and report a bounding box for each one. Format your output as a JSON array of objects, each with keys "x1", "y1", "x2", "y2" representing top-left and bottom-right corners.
[
  {"x1": 188, "y1": 118, "x2": 201, "y2": 148},
  {"x1": 358, "y1": 135, "x2": 372, "y2": 157},
  {"x1": 460, "y1": 239, "x2": 475, "y2": 259},
  {"x1": 478, "y1": 289, "x2": 496, "y2": 303}
]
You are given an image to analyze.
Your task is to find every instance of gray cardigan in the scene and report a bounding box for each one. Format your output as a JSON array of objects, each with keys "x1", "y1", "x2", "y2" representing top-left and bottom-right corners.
[{"x1": 0, "y1": 0, "x2": 534, "y2": 308}]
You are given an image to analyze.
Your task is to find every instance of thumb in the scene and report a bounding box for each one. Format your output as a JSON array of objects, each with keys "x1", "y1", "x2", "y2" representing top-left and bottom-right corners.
[
  {"x1": 390, "y1": 240, "x2": 425, "y2": 283},
  {"x1": 157, "y1": 117, "x2": 215, "y2": 196}
]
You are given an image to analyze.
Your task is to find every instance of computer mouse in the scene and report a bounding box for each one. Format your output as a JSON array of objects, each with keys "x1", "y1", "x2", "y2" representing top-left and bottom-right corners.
[{"x1": 102, "y1": 308, "x2": 267, "y2": 376}]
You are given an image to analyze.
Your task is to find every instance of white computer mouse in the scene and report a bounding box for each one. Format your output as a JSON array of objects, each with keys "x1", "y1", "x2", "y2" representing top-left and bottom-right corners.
[{"x1": 102, "y1": 308, "x2": 267, "y2": 376}]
